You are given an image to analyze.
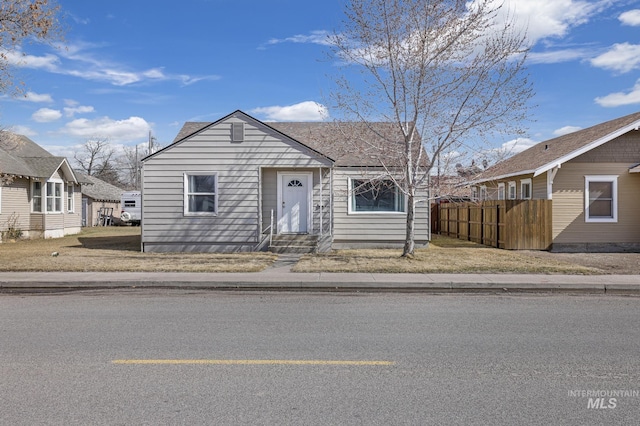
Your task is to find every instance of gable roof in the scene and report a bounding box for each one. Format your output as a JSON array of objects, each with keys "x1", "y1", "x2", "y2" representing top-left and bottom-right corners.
[
  {"x1": 76, "y1": 172, "x2": 124, "y2": 202},
  {"x1": 163, "y1": 110, "x2": 418, "y2": 167},
  {"x1": 0, "y1": 132, "x2": 78, "y2": 183},
  {"x1": 470, "y1": 111, "x2": 640, "y2": 184}
]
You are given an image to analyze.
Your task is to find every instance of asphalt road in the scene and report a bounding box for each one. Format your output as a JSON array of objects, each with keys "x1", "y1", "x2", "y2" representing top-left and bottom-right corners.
[{"x1": 1, "y1": 291, "x2": 639, "y2": 425}]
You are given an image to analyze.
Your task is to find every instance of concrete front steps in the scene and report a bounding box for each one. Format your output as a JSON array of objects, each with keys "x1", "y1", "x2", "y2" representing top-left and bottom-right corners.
[{"x1": 269, "y1": 234, "x2": 319, "y2": 254}]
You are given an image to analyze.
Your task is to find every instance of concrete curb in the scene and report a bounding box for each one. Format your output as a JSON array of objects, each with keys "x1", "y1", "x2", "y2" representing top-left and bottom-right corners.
[{"x1": 1, "y1": 272, "x2": 639, "y2": 294}]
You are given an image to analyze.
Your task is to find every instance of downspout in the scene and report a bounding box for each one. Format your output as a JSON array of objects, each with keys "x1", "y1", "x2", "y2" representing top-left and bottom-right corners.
[{"x1": 319, "y1": 167, "x2": 323, "y2": 236}]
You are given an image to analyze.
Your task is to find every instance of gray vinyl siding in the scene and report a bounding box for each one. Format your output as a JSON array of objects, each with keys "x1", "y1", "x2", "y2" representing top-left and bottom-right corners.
[
  {"x1": 332, "y1": 169, "x2": 429, "y2": 245},
  {"x1": 260, "y1": 167, "x2": 331, "y2": 235},
  {"x1": 142, "y1": 114, "x2": 331, "y2": 252}
]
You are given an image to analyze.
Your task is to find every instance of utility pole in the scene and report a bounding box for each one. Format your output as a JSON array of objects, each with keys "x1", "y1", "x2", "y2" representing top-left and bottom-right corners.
[{"x1": 148, "y1": 131, "x2": 156, "y2": 154}]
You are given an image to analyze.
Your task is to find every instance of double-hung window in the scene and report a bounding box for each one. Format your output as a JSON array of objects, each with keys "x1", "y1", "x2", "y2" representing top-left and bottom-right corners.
[
  {"x1": 497, "y1": 183, "x2": 505, "y2": 200},
  {"x1": 32, "y1": 181, "x2": 42, "y2": 212},
  {"x1": 184, "y1": 173, "x2": 218, "y2": 215},
  {"x1": 585, "y1": 176, "x2": 617, "y2": 222},
  {"x1": 46, "y1": 181, "x2": 63, "y2": 213},
  {"x1": 67, "y1": 184, "x2": 74, "y2": 212},
  {"x1": 508, "y1": 181, "x2": 516, "y2": 200},
  {"x1": 349, "y1": 179, "x2": 405, "y2": 213},
  {"x1": 520, "y1": 178, "x2": 532, "y2": 200}
]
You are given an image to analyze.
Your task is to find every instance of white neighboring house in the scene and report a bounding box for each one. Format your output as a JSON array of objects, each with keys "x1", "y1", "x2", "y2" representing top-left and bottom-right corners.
[{"x1": 140, "y1": 110, "x2": 430, "y2": 253}]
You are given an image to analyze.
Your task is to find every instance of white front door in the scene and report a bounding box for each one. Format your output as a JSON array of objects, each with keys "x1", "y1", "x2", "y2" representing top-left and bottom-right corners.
[{"x1": 279, "y1": 173, "x2": 311, "y2": 233}]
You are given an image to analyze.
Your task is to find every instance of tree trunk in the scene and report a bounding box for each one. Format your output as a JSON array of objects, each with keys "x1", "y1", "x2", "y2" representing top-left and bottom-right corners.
[{"x1": 402, "y1": 191, "x2": 416, "y2": 256}]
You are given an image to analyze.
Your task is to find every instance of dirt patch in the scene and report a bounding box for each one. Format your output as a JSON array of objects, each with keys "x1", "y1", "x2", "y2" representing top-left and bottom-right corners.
[{"x1": 520, "y1": 251, "x2": 640, "y2": 275}]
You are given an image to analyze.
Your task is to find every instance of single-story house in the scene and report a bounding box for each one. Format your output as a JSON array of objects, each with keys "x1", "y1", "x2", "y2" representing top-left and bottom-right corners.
[
  {"x1": 76, "y1": 172, "x2": 124, "y2": 226},
  {"x1": 0, "y1": 132, "x2": 82, "y2": 240},
  {"x1": 141, "y1": 110, "x2": 430, "y2": 253},
  {"x1": 466, "y1": 111, "x2": 640, "y2": 251}
]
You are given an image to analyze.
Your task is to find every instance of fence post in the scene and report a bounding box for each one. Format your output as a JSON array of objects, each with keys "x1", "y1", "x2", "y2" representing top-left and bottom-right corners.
[
  {"x1": 495, "y1": 204, "x2": 500, "y2": 248},
  {"x1": 480, "y1": 204, "x2": 485, "y2": 245}
]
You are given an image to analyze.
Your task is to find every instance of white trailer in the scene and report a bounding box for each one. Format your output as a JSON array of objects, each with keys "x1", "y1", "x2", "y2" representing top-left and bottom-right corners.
[{"x1": 120, "y1": 191, "x2": 141, "y2": 225}]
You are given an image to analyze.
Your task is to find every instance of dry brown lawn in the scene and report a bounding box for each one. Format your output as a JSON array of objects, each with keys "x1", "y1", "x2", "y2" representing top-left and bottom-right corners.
[
  {"x1": 292, "y1": 235, "x2": 601, "y2": 274},
  {"x1": 0, "y1": 227, "x2": 277, "y2": 272}
]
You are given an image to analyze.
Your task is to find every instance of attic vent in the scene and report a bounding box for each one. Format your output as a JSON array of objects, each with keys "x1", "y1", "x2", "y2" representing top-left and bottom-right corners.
[
  {"x1": 545, "y1": 144, "x2": 549, "y2": 150},
  {"x1": 232, "y1": 122, "x2": 245, "y2": 142}
]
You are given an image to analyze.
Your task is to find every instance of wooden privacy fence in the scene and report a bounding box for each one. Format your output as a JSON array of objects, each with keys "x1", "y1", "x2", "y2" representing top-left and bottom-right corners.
[{"x1": 436, "y1": 200, "x2": 552, "y2": 250}]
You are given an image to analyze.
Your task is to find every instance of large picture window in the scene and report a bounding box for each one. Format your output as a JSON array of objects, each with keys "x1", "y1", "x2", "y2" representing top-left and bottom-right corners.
[
  {"x1": 585, "y1": 176, "x2": 617, "y2": 222},
  {"x1": 184, "y1": 173, "x2": 218, "y2": 215},
  {"x1": 349, "y1": 179, "x2": 405, "y2": 213}
]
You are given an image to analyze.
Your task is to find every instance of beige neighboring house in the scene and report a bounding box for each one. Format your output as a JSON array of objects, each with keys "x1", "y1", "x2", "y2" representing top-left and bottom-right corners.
[
  {"x1": 141, "y1": 110, "x2": 430, "y2": 253},
  {"x1": 467, "y1": 111, "x2": 640, "y2": 251},
  {"x1": 0, "y1": 133, "x2": 81, "y2": 240},
  {"x1": 76, "y1": 172, "x2": 124, "y2": 226}
]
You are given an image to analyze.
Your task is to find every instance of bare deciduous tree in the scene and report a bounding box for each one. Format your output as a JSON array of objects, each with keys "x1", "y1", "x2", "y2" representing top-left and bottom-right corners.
[
  {"x1": 116, "y1": 145, "x2": 154, "y2": 190},
  {"x1": 329, "y1": 0, "x2": 533, "y2": 256},
  {"x1": 0, "y1": 0, "x2": 63, "y2": 96},
  {"x1": 73, "y1": 137, "x2": 114, "y2": 176}
]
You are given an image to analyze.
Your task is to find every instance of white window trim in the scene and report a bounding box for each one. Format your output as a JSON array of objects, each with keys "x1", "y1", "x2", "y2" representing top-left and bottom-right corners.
[
  {"x1": 497, "y1": 183, "x2": 505, "y2": 200},
  {"x1": 183, "y1": 172, "x2": 218, "y2": 216},
  {"x1": 39, "y1": 178, "x2": 64, "y2": 214},
  {"x1": 585, "y1": 175, "x2": 618, "y2": 223},
  {"x1": 67, "y1": 183, "x2": 75, "y2": 213},
  {"x1": 31, "y1": 181, "x2": 42, "y2": 213},
  {"x1": 479, "y1": 185, "x2": 487, "y2": 201},
  {"x1": 347, "y1": 177, "x2": 406, "y2": 214},
  {"x1": 471, "y1": 186, "x2": 478, "y2": 201},
  {"x1": 520, "y1": 178, "x2": 532, "y2": 200},
  {"x1": 508, "y1": 181, "x2": 516, "y2": 200}
]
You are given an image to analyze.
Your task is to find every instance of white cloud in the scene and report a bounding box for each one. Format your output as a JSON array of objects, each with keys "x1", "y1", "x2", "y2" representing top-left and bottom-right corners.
[
  {"x1": 32, "y1": 108, "x2": 62, "y2": 123},
  {"x1": 553, "y1": 125, "x2": 582, "y2": 136},
  {"x1": 9, "y1": 125, "x2": 37, "y2": 137},
  {"x1": 251, "y1": 101, "x2": 329, "y2": 121},
  {"x1": 19, "y1": 91, "x2": 53, "y2": 103},
  {"x1": 7, "y1": 42, "x2": 219, "y2": 87},
  {"x1": 500, "y1": 137, "x2": 538, "y2": 154},
  {"x1": 265, "y1": 30, "x2": 332, "y2": 47},
  {"x1": 590, "y1": 43, "x2": 640, "y2": 74},
  {"x1": 491, "y1": 0, "x2": 608, "y2": 45},
  {"x1": 528, "y1": 48, "x2": 592, "y2": 64},
  {"x1": 63, "y1": 105, "x2": 95, "y2": 117},
  {"x1": 2, "y1": 49, "x2": 60, "y2": 71},
  {"x1": 595, "y1": 79, "x2": 640, "y2": 107},
  {"x1": 619, "y1": 9, "x2": 640, "y2": 26},
  {"x1": 60, "y1": 116, "x2": 151, "y2": 142}
]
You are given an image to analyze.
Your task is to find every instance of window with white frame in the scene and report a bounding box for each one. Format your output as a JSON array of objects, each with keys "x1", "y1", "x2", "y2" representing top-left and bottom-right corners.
[
  {"x1": 349, "y1": 179, "x2": 405, "y2": 213},
  {"x1": 32, "y1": 181, "x2": 42, "y2": 212},
  {"x1": 46, "y1": 180, "x2": 63, "y2": 212},
  {"x1": 497, "y1": 183, "x2": 505, "y2": 200},
  {"x1": 480, "y1": 185, "x2": 487, "y2": 201},
  {"x1": 520, "y1": 178, "x2": 532, "y2": 200},
  {"x1": 67, "y1": 184, "x2": 74, "y2": 212},
  {"x1": 508, "y1": 181, "x2": 516, "y2": 200},
  {"x1": 471, "y1": 186, "x2": 478, "y2": 201},
  {"x1": 585, "y1": 176, "x2": 617, "y2": 222},
  {"x1": 184, "y1": 173, "x2": 218, "y2": 215}
]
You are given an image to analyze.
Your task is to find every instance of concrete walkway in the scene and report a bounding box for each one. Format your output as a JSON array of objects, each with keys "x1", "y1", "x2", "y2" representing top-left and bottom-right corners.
[{"x1": 1, "y1": 258, "x2": 639, "y2": 293}]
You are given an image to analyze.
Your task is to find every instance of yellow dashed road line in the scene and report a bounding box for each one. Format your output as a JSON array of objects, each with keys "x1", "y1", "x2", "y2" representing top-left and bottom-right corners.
[{"x1": 112, "y1": 359, "x2": 394, "y2": 366}]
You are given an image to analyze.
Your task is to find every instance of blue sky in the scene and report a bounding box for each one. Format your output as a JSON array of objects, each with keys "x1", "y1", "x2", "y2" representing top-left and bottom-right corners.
[{"x1": 2, "y1": 0, "x2": 640, "y2": 159}]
